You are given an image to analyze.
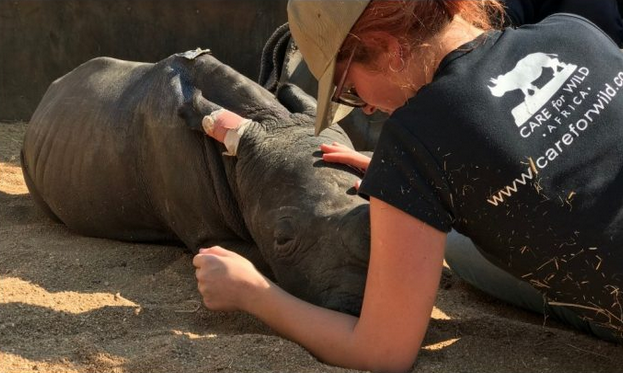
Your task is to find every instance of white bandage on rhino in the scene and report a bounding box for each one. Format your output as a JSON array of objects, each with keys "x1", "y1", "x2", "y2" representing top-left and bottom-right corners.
[
  {"x1": 221, "y1": 119, "x2": 251, "y2": 156},
  {"x1": 202, "y1": 109, "x2": 252, "y2": 156}
]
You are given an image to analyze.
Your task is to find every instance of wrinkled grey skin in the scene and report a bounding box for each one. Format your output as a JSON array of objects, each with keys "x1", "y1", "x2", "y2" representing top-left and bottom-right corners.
[
  {"x1": 21, "y1": 50, "x2": 370, "y2": 315},
  {"x1": 258, "y1": 23, "x2": 387, "y2": 151}
]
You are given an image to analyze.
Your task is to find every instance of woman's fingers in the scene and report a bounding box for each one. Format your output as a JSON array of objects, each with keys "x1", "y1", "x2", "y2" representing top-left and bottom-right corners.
[
  {"x1": 320, "y1": 142, "x2": 349, "y2": 153},
  {"x1": 322, "y1": 152, "x2": 366, "y2": 169},
  {"x1": 320, "y1": 144, "x2": 371, "y2": 172},
  {"x1": 193, "y1": 245, "x2": 268, "y2": 312},
  {"x1": 198, "y1": 246, "x2": 234, "y2": 257}
]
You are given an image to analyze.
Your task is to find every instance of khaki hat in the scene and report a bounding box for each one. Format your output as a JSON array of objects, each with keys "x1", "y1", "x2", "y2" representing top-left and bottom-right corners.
[{"x1": 287, "y1": 0, "x2": 370, "y2": 135}]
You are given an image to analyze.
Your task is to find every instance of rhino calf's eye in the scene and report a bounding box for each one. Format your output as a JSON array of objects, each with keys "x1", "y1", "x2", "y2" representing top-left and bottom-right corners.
[
  {"x1": 274, "y1": 218, "x2": 297, "y2": 249},
  {"x1": 275, "y1": 233, "x2": 294, "y2": 246}
]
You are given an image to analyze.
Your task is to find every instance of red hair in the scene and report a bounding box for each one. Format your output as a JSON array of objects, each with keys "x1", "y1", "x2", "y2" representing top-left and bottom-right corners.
[{"x1": 339, "y1": 0, "x2": 505, "y2": 66}]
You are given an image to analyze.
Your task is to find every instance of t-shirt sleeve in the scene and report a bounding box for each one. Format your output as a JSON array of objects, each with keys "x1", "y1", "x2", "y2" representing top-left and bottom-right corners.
[{"x1": 358, "y1": 117, "x2": 454, "y2": 233}]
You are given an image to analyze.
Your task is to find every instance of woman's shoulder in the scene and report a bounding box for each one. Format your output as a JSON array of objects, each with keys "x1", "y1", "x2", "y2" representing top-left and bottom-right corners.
[
  {"x1": 391, "y1": 10, "x2": 623, "y2": 141},
  {"x1": 429, "y1": 12, "x2": 619, "y2": 88}
]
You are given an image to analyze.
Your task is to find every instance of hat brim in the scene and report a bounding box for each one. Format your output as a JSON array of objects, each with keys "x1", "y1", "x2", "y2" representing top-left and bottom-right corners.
[
  {"x1": 314, "y1": 58, "x2": 354, "y2": 136},
  {"x1": 314, "y1": 57, "x2": 337, "y2": 136}
]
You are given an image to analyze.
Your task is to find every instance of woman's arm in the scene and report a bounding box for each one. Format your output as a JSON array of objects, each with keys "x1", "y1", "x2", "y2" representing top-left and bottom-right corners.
[
  {"x1": 252, "y1": 197, "x2": 446, "y2": 371},
  {"x1": 194, "y1": 198, "x2": 446, "y2": 373}
]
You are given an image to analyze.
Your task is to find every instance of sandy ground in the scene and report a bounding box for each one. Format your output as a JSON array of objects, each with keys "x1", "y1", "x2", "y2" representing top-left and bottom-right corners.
[{"x1": 1, "y1": 121, "x2": 622, "y2": 373}]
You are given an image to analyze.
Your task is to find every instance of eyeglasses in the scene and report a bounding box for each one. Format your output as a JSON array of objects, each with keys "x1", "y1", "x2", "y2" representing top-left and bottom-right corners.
[{"x1": 331, "y1": 46, "x2": 367, "y2": 108}]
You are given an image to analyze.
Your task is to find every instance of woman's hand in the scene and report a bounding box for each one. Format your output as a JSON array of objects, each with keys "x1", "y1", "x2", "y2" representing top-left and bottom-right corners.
[
  {"x1": 193, "y1": 246, "x2": 270, "y2": 312},
  {"x1": 320, "y1": 142, "x2": 371, "y2": 173}
]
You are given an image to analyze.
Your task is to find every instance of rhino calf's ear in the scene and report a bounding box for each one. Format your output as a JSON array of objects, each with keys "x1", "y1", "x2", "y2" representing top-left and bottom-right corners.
[
  {"x1": 276, "y1": 83, "x2": 317, "y2": 117},
  {"x1": 178, "y1": 89, "x2": 223, "y2": 132}
]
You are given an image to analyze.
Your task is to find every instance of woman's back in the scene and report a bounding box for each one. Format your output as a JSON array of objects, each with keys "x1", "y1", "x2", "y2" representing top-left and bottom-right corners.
[{"x1": 360, "y1": 14, "x2": 623, "y2": 333}]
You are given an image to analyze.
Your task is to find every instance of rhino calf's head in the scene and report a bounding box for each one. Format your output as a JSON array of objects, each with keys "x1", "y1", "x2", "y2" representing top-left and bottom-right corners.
[{"x1": 236, "y1": 121, "x2": 371, "y2": 315}]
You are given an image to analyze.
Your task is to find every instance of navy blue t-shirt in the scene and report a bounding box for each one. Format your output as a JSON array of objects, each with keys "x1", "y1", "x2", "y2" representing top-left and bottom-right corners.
[
  {"x1": 503, "y1": 0, "x2": 623, "y2": 47},
  {"x1": 360, "y1": 14, "x2": 623, "y2": 333}
]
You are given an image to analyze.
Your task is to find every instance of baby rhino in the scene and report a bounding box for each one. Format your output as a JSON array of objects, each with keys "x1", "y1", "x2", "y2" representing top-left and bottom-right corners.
[{"x1": 21, "y1": 49, "x2": 370, "y2": 315}]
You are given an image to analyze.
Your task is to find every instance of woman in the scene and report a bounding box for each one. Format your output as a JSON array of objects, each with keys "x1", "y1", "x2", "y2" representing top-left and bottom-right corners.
[{"x1": 194, "y1": 1, "x2": 623, "y2": 371}]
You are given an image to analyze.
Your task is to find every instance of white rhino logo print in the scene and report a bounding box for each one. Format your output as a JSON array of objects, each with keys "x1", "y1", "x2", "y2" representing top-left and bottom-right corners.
[
  {"x1": 488, "y1": 53, "x2": 566, "y2": 98},
  {"x1": 488, "y1": 52, "x2": 577, "y2": 127}
]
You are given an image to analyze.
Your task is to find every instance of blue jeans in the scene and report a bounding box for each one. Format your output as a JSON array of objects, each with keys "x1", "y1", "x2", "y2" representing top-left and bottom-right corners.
[{"x1": 445, "y1": 231, "x2": 621, "y2": 343}]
